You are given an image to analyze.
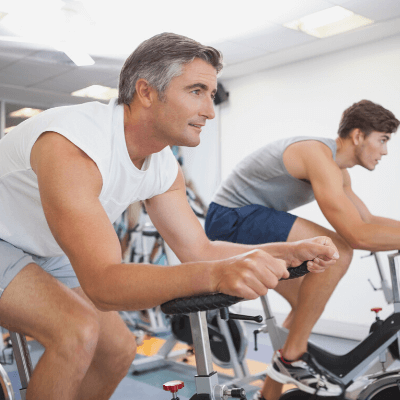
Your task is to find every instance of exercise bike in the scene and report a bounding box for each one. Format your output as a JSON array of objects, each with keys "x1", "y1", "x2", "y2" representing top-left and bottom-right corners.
[
  {"x1": 161, "y1": 292, "x2": 254, "y2": 400},
  {"x1": 129, "y1": 203, "x2": 265, "y2": 388},
  {"x1": 253, "y1": 251, "x2": 400, "y2": 400},
  {"x1": 160, "y1": 262, "x2": 316, "y2": 400}
]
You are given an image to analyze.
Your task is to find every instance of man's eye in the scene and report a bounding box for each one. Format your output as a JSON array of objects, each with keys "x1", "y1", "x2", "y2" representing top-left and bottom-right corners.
[{"x1": 191, "y1": 90, "x2": 200, "y2": 95}]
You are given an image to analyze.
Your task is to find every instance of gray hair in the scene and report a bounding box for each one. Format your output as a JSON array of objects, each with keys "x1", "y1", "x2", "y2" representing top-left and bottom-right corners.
[{"x1": 117, "y1": 32, "x2": 223, "y2": 105}]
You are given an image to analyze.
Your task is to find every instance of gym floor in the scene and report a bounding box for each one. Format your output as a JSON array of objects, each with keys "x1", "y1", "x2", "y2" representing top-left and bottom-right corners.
[{"x1": 0, "y1": 323, "x2": 361, "y2": 400}]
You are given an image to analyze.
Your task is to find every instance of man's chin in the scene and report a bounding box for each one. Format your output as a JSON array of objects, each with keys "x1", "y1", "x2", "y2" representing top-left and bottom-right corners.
[{"x1": 181, "y1": 136, "x2": 201, "y2": 148}]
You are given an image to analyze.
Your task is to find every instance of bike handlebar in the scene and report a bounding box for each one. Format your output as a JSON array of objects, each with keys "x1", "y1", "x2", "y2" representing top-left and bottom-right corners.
[
  {"x1": 283, "y1": 261, "x2": 309, "y2": 280},
  {"x1": 161, "y1": 261, "x2": 310, "y2": 315}
]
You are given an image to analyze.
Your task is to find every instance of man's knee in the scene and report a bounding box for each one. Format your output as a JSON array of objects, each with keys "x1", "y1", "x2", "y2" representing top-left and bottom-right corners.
[
  {"x1": 336, "y1": 238, "x2": 354, "y2": 275},
  {"x1": 103, "y1": 328, "x2": 137, "y2": 377},
  {"x1": 53, "y1": 307, "x2": 101, "y2": 367}
]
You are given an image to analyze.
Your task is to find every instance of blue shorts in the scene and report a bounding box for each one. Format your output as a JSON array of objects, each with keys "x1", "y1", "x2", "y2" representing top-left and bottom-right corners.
[
  {"x1": 0, "y1": 239, "x2": 80, "y2": 299},
  {"x1": 205, "y1": 202, "x2": 297, "y2": 244}
]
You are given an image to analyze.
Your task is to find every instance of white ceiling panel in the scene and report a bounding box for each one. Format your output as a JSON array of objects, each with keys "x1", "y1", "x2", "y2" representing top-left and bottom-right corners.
[
  {"x1": 231, "y1": 25, "x2": 317, "y2": 53},
  {"x1": 101, "y1": 77, "x2": 120, "y2": 89},
  {"x1": 213, "y1": 41, "x2": 268, "y2": 66},
  {"x1": 0, "y1": 0, "x2": 399, "y2": 107},
  {"x1": 0, "y1": 83, "x2": 94, "y2": 108},
  {"x1": 340, "y1": 0, "x2": 400, "y2": 22},
  {"x1": 263, "y1": 0, "x2": 334, "y2": 24},
  {"x1": 31, "y1": 65, "x2": 119, "y2": 93},
  {"x1": 326, "y1": 0, "x2": 356, "y2": 5},
  {"x1": 0, "y1": 58, "x2": 72, "y2": 87},
  {"x1": 221, "y1": 16, "x2": 400, "y2": 81},
  {"x1": 0, "y1": 53, "x2": 22, "y2": 70}
]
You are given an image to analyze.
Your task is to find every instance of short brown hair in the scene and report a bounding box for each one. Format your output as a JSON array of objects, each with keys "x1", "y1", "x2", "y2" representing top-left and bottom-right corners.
[
  {"x1": 118, "y1": 32, "x2": 223, "y2": 105},
  {"x1": 338, "y1": 100, "x2": 399, "y2": 138}
]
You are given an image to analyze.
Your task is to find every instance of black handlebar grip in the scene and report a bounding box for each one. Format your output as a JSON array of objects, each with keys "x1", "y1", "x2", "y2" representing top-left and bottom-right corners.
[
  {"x1": 280, "y1": 261, "x2": 310, "y2": 280},
  {"x1": 161, "y1": 292, "x2": 242, "y2": 315},
  {"x1": 161, "y1": 261, "x2": 311, "y2": 315}
]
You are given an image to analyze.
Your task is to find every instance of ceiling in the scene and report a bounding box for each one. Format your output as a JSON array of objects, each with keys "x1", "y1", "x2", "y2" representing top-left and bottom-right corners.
[{"x1": 0, "y1": 0, "x2": 400, "y2": 108}]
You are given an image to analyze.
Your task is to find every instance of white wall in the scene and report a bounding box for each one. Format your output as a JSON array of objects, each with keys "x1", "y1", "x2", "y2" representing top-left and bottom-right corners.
[
  {"x1": 218, "y1": 34, "x2": 400, "y2": 340},
  {"x1": 181, "y1": 107, "x2": 221, "y2": 206}
]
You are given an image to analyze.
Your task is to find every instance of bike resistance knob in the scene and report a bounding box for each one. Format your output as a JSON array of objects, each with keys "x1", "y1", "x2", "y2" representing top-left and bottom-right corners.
[{"x1": 163, "y1": 380, "x2": 184, "y2": 399}]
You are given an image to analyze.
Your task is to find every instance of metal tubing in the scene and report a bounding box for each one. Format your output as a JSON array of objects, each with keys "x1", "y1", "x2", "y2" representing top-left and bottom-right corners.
[
  {"x1": 189, "y1": 311, "x2": 214, "y2": 376},
  {"x1": 216, "y1": 316, "x2": 245, "y2": 379},
  {"x1": 388, "y1": 253, "x2": 400, "y2": 311},
  {"x1": 0, "y1": 101, "x2": 5, "y2": 139},
  {"x1": 9, "y1": 332, "x2": 32, "y2": 389}
]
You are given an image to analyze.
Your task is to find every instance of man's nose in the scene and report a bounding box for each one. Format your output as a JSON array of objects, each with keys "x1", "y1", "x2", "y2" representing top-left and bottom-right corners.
[{"x1": 201, "y1": 97, "x2": 215, "y2": 120}]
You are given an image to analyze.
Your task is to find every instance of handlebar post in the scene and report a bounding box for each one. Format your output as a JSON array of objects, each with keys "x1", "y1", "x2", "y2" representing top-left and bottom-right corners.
[
  {"x1": 189, "y1": 311, "x2": 220, "y2": 397},
  {"x1": 189, "y1": 311, "x2": 214, "y2": 376},
  {"x1": 220, "y1": 307, "x2": 229, "y2": 321},
  {"x1": 388, "y1": 252, "x2": 400, "y2": 312}
]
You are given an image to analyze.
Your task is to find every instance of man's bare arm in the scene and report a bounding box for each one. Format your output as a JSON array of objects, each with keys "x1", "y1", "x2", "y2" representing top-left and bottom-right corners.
[
  {"x1": 342, "y1": 170, "x2": 400, "y2": 228},
  {"x1": 298, "y1": 142, "x2": 400, "y2": 250},
  {"x1": 31, "y1": 132, "x2": 288, "y2": 311},
  {"x1": 145, "y1": 166, "x2": 338, "y2": 273}
]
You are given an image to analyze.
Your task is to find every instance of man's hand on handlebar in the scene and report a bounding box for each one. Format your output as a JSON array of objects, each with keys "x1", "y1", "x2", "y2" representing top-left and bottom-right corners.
[
  {"x1": 211, "y1": 249, "x2": 288, "y2": 300},
  {"x1": 286, "y1": 236, "x2": 339, "y2": 273}
]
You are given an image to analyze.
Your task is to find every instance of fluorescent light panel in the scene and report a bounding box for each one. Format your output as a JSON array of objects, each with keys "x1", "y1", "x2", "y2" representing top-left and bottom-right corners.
[
  {"x1": 9, "y1": 107, "x2": 43, "y2": 118},
  {"x1": 71, "y1": 85, "x2": 118, "y2": 100},
  {"x1": 56, "y1": 42, "x2": 95, "y2": 66},
  {"x1": 284, "y1": 6, "x2": 374, "y2": 39}
]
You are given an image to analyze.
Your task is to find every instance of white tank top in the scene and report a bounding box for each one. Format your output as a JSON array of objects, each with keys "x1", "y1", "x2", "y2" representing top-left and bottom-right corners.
[{"x1": 0, "y1": 99, "x2": 178, "y2": 257}]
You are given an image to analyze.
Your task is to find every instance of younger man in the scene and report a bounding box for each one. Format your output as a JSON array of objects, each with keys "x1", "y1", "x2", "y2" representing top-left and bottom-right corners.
[{"x1": 206, "y1": 100, "x2": 400, "y2": 398}]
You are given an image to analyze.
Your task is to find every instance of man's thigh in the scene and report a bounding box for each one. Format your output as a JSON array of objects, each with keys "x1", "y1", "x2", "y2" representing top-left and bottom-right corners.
[
  {"x1": 276, "y1": 216, "x2": 352, "y2": 304},
  {"x1": 0, "y1": 262, "x2": 97, "y2": 347},
  {"x1": 287, "y1": 216, "x2": 344, "y2": 243},
  {"x1": 0, "y1": 239, "x2": 95, "y2": 342}
]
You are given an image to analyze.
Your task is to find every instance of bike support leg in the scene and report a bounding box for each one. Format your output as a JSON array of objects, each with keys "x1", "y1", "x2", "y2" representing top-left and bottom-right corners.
[{"x1": 9, "y1": 331, "x2": 33, "y2": 400}]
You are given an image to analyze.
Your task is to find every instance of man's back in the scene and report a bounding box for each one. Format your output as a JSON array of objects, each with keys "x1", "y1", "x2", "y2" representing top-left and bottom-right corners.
[{"x1": 212, "y1": 136, "x2": 336, "y2": 212}]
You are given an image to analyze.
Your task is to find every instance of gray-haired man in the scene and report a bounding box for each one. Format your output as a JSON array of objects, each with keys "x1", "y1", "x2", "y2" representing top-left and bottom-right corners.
[{"x1": 0, "y1": 33, "x2": 337, "y2": 399}]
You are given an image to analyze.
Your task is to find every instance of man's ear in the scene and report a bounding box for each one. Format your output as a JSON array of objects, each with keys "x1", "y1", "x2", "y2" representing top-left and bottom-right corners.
[
  {"x1": 135, "y1": 79, "x2": 157, "y2": 108},
  {"x1": 350, "y1": 128, "x2": 365, "y2": 145}
]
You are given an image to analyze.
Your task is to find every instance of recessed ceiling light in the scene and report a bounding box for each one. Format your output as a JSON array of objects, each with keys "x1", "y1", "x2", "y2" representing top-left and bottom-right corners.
[
  {"x1": 9, "y1": 108, "x2": 43, "y2": 118},
  {"x1": 283, "y1": 6, "x2": 373, "y2": 39},
  {"x1": 71, "y1": 85, "x2": 118, "y2": 100},
  {"x1": 55, "y1": 42, "x2": 95, "y2": 66}
]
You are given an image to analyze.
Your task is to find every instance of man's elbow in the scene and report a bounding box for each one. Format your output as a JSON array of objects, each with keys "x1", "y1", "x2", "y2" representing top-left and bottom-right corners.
[
  {"x1": 344, "y1": 233, "x2": 370, "y2": 250},
  {"x1": 81, "y1": 281, "x2": 115, "y2": 312}
]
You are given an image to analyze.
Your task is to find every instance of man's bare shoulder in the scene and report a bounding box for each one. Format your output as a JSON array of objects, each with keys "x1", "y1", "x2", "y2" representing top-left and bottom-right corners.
[{"x1": 284, "y1": 140, "x2": 337, "y2": 180}]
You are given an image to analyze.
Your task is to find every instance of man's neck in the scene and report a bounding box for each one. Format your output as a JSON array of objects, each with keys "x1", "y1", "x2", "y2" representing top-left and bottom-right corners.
[
  {"x1": 335, "y1": 137, "x2": 358, "y2": 169},
  {"x1": 123, "y1": 104, "x2": 167, "y2": 169}
]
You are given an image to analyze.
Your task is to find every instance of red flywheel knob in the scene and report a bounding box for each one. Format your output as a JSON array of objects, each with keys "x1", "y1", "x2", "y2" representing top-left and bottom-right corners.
[{"x1": 163, "y1": 380, "x2": 184, "y2": 393}]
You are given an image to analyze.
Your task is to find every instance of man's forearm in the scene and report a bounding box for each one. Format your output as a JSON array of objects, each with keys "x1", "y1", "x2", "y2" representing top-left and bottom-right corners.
[
  {"x1": 200, "y1": 240, "x2": 293, "y2": 263},
  {"x1": 86, "y1": 261, "x2": 216, "y2": 311},
  {"x1": 369, "y1": 215, "x2": 400, "y2": 229},
  {"x1": 346, "y1": 223, "x2": 400, "y2": 251}
]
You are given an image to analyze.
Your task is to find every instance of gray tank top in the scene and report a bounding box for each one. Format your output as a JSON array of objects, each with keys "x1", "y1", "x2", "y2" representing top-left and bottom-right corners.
[{"x1": 212, "y1": 136, "x2": 337, "y2": 212}]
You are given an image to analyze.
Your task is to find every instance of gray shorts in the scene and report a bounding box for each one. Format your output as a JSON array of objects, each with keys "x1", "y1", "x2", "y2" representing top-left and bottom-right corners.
[{"x1": 0, "y1": 239, "x2": 80, "y2": 298}]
